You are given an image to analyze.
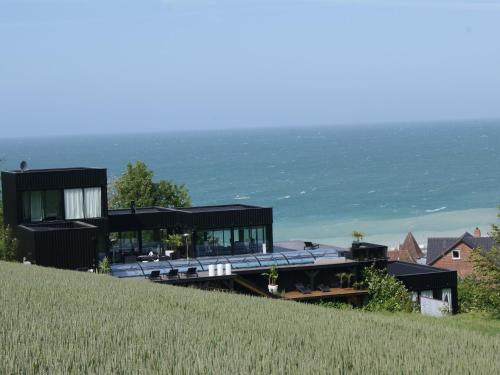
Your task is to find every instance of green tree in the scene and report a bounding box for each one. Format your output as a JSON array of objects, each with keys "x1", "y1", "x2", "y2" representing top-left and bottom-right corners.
[
  {"x1": 109, "y1": 161, "x2": 191, "y2": 209},
  {"x1": 362, "y1": 265, "x2": 414, "y2": 313},
  {"x1": 458, "y1": 208, "x2": 500, "y2": 317}
]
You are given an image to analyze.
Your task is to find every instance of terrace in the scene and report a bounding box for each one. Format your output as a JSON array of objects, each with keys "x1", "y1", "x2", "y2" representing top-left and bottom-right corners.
[{"x1": 110, "y1": 241, "x2": 458, "y2": 311}]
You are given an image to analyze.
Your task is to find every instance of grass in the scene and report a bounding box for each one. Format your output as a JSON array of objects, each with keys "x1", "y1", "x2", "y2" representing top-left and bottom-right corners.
[{"x1": 1, "y1": 261, "x2": 499, "y2": 374}]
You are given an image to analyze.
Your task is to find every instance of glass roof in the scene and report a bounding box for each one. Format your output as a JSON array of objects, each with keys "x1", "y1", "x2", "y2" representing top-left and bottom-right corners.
[{"x1": 110, "y1": 248, "x2": 340, "y2": 278}]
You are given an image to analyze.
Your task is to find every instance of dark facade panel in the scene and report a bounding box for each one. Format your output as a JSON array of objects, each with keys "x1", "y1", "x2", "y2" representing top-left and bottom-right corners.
[
  {"x1": 108, "y1": 210, "x2": 183, "y2": 232},
  {"x1": 185, "y1": 207, "x2": 273, "y2": 229},
  {"x1": 18, "y1": 222, "x2": 99, "y2": 269},
  {"x1": 107, "y1": 207, "x2": 273, "y2": 232},
  {"x1": 1, "y1": 172, "x2": 18, "y2": 227},
  {"x1": 12, "y1": 168, "x2": 107, "y2": 191}
]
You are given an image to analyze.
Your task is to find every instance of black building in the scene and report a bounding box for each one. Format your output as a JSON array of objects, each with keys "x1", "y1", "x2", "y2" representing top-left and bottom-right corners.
[{"x1": 1, "y1": 167, "x2": 273, "y2": 269}]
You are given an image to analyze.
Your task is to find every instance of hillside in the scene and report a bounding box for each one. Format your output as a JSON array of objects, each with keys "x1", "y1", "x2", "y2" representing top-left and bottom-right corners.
[{"x1": 0, "y1": 262, "x2": 498, "y2": 374}]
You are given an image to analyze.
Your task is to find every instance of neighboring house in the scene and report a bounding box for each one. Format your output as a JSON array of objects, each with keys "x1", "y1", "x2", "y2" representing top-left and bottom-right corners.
[
  {"x1": 426, "y1": 228, "x2": 497, "y2": 277},
  {"x1": 388, "y1": 232, "x2": 424, "y2": 263}
]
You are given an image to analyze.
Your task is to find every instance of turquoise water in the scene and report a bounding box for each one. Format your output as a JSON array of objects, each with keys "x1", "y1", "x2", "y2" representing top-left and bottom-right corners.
[{"x1": 1, "y1": 121, "x2": 499, "y2": 247}]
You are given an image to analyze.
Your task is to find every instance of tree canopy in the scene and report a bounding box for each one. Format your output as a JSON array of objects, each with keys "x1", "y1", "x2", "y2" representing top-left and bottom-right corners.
[
  {"x1": 458, "y1": 207, "x2": 500, "y2": 318},
  {"x1": 109, "y1": 161, "x2": 191, "y2": 209}
]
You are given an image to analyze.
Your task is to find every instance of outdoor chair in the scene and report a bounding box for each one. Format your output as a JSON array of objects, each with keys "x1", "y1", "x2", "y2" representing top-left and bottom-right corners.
[
  {"x1": 165, "y1": 268, "x2": 179, "y2": 278},
  {"x1": 317, "y1": 284, "x2": 330, "y2": 293},
  {"x1": 184, "y1": 267, "x2": 198, "y2": 277},
  {"x1": 148, "y1": 270, "x2": 161, "y2": 280},
  {"x1": 295, "y1": 283, "x2": 312, "y2": 294},
  {"x1": 304, "y1": 241, "x2": 320, "y2": 250}
]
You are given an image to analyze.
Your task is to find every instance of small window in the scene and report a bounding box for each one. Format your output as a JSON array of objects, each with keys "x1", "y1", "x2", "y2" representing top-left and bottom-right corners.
[{"x1": 452, "y1": 249, "x2": 460, "y2": 260}]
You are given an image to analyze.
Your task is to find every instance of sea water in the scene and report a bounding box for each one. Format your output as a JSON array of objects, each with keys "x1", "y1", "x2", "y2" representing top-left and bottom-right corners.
[{"x1": 1, "y1": 120, "x2": 499, "y2": 248}]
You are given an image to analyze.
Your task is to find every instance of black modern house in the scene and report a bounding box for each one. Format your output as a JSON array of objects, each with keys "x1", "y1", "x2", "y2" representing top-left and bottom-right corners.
[
  {"x1": 1, "y1": 167, "x2": 273, "y2": 269},
  {"x1": 1, "y1": 165, "x2": 458, "y2": 312}
]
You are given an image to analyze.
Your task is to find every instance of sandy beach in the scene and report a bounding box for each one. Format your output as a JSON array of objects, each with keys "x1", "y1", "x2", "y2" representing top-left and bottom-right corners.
[{"x1": 274, "y1": 207, "x2": 499, "y2": 249}]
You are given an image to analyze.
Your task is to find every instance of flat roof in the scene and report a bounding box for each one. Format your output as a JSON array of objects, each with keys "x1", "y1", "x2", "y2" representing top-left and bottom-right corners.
[
  {"x1": 108, "y1": 207, "x2": 174, "y2": 216},
  {"x1": 175, "y1": 204, "x2": 267, "y2": 213},
  {"x1": 108, "y1": 204, "x2": 267, "y2": 216},
  {"x1": 387, "y1": 261, "x2": 450, "y2": 275},
  {"x1": 5, "y1": 167, "x2": 105, "y2": 174}
]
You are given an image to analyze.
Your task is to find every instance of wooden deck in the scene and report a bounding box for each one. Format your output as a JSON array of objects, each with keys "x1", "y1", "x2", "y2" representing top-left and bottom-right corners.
[{"x1": 284, "y1": 287, "x2": 368, "y2": 301}]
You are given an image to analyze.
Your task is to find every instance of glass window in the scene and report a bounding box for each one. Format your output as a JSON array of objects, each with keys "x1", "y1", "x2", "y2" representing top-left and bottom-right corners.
[
  {"x1": 44, "y1": 190, "x2": 63, "y2": 219},
  {"x1": 64, "y1": 189, "x2": 84, "y2": 219},
  {"x1": 30, "y1": 191, "x2": 43, "y2": 222},
  {"x1": 83, "y1": 187, "x2": 102, "y2": 218},
  {"x1": 22, "y1": 191, "x2": 31, "y2": 222},
  {"x1": 452, "y1": 249, "x2": 460, "y2": 260}
]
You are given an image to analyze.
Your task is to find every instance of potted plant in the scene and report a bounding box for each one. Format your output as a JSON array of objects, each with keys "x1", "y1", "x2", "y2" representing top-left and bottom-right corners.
[
  {"x1": 164, "y1": 233, "x2": 183, "y2": 253},
  {"x1": 263, "y1": 266, "x2": 279, "y2": 294},
  {"x1": 345, "y1": 273, "x2": 354, "y2": 288},
  {"x1": 337, "y1": 272, "x2": 348, "y2": 288},
  {"x1": 352, "y1": 281, "x2": 363, "y2": 290},
  {"x1": 351, "y1": 230, "x2": 364, "y2": 243}
]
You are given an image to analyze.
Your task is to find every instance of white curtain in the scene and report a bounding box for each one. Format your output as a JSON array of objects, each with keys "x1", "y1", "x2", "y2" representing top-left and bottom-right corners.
[
  {"x1": 30, "y1": 191, "x2": 43, "y2": 222},
  {"x1": 84, "y1": 187, "x2": 102, "y2": 218},
  {"x1": 64, "y1": 189, "x2": 84, "y2": 219},
  {"x1": 442, "y1": 288, "x2": 452, "y2": 311},
  {"x1": 410, "y1": 292, "x2": 418, "y2": 302}
]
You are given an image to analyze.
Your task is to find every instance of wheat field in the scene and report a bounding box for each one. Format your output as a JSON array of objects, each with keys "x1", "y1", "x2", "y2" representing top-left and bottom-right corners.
[{"x1": 0, "y1": 261, "x2": 499, "y2": 374}]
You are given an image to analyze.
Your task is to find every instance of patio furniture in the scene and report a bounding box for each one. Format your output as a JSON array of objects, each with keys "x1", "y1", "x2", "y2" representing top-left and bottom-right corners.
[
  {"x1": 295, "y1": 283, "x2": 312, "y2": 294},
  {"x1": 165, "y1": 268, "x2": 179, "y2": 278},
  {"x1": 304, "y1": 241, "x2": 319, "y2": 250},
  {"x1": 317, "y1": 284, "x2": 330, "y2": 293},
  {"x1": 149, "y1": 270, "x2": 161, "y2": 280},
  {"x1": 184, "y1": 267, "x2": 198, "y2": 277}
]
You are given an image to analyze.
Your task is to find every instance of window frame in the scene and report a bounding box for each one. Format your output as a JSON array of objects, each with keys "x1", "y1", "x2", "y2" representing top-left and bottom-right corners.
[{"x1": 451, "y1": 249, "x2": 461, "y2": 260}]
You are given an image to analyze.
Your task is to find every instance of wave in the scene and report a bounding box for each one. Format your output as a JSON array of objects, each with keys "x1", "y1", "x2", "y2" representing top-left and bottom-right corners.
[
  {"x1": 278, "y1": 195, "x2": 291, "y2": 200},
  {"x1": 368, "y1": 190, "x2": 376, "y2": 194},
  {"x1": 300, "y1": 191, "x2": 306, "y2": 195},
  {"x1": 234, "y1": 195, "x2": 250, "y2": 200},
  {"x1": 425, "y1": 206, "x2": 447, "y2": 213}
]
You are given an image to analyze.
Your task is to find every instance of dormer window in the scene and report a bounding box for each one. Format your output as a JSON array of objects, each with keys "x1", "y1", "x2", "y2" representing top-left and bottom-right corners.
[{"x1": 452, "y1": 249, "x2": 460, "y2": 260}]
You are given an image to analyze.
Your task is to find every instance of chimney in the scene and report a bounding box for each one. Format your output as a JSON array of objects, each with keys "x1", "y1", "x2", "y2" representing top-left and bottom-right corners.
[{"x1": 474, "y1": 227, "x2": 481, "y2": 237}]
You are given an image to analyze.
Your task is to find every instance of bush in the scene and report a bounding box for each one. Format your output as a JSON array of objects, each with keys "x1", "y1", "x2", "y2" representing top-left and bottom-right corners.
[
  {"x1": 0, "y1": 224, "x2": 18, "y2": 262},
  {"x1": 98, "y1": 256, "x2": 110, "y2": 274},
  {"x1": 458, "y1": 276, "x2": 500, "y2": 319},
  {"x1": 362, "y1": 265, "x2": 414, "y2": 313}
]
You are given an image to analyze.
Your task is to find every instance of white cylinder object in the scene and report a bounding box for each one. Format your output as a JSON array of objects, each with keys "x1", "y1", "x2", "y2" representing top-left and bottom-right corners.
[
  {"x1": 225, "y1": 263, "x2": 232, "y2": 275},
  {"x1": 208, "y1": 264, "x2": 215, "y2": 277},
  {"x1": 217, "y1": 263, "x2": 224, "y2": 276},
  {"x1": 262, "y1": 243, "x2": 267, "y2": 254}
]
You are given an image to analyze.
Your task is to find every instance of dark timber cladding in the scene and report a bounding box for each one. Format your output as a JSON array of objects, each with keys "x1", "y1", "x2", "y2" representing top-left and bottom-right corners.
[
  {"x1": 1, "y1": 167, "x2": 109, "y2": 269},
  {"x1": 108, "y1": 205, "x2": 273, "y2": 231}
]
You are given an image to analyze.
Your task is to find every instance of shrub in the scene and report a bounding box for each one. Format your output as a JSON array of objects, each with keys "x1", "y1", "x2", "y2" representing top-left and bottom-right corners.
[
  {"x1": 0, "y1": 224, "x2": 18, "y2": 262},
  {"x1": 362, "y1": 264, "x2": 413, "y2": 313},
  {"x1": 98, "y1": 256, "x2": 110, "y2": 274}
]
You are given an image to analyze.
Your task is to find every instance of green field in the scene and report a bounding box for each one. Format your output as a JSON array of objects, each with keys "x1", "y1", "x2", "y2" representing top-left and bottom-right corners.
[{"x1": 1, "y1": 262, "x2": 499, "y2": 374}]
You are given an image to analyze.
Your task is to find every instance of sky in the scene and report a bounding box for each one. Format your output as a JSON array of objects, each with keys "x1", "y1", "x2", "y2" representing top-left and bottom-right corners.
[{"x1": 0, "y1": 0, "x2": 499, "y2": 137}]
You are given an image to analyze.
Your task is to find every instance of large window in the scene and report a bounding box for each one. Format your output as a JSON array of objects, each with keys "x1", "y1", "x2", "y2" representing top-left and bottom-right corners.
[
  {"x1": 196, "y1": 226, "x2": 267, "y2": 257},
  {"x1": 21, "y1": 190, "x2": 64, "y2": 222},
  {"x1": 64, "y1": 187, "x2": 102, "y2": 220},
  {"x1": 21, "y1": 187, "x2": 102, "y2": 222}
]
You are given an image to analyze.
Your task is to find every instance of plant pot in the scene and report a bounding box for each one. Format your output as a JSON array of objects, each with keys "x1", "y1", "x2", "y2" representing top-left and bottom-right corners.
[
  {"x1": 268, "y1": 284, "x2": 279, "y2": 294},
  {"x1": 341, "y1": 281, "x2": 348, "y2": 288}
]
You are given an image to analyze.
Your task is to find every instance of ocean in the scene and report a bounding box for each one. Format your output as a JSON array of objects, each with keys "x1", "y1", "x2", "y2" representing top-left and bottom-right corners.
[{"x1": 1, "y1": 120, "x2": 499, "y2": 248}]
